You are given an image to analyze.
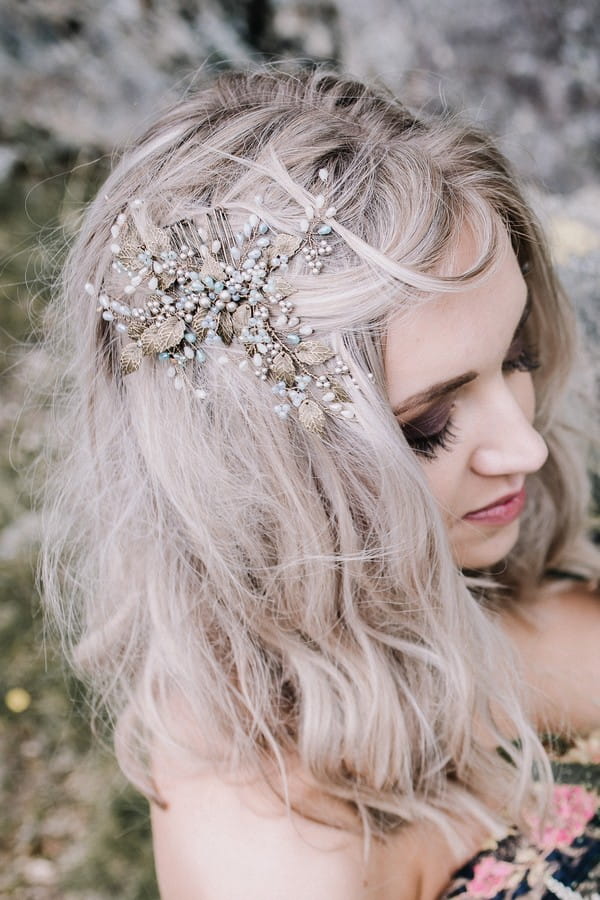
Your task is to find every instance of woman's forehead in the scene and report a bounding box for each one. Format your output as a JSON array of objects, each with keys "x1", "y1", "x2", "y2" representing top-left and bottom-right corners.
[{"x1": 384, "y1": 237, "x2": 527, "y2": 409}]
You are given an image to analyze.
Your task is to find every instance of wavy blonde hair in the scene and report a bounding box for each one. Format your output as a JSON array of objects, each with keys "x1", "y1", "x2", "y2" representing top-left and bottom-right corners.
[{"x1": 40, "y1": 68, "x2": 599, "y2": 843}]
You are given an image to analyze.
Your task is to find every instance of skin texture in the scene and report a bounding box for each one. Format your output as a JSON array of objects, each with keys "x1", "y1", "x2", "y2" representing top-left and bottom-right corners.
[
  {"x1": 151, "y1": 230, "x2": 599, "y2": 899},
  {"x1": 151, "y1": 758, "x2": 482, "y2": 900},
  {"x1": 385, "y1": 229, "x2": 548, "y2": 569}
]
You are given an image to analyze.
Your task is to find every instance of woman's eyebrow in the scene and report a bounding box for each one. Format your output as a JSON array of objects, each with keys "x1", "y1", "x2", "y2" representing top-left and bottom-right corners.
[
  {"x1": 392, "y1": 371, "x2": 477, "y2": 417},
  {"x1": 392, "y1": 293, "x2": 532, "y2": 418}
]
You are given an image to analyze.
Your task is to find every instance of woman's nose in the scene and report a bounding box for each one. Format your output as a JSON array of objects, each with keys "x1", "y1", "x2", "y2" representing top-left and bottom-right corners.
[{"x1": 469, "y1": 382, "x2": 549, "y2": 477}]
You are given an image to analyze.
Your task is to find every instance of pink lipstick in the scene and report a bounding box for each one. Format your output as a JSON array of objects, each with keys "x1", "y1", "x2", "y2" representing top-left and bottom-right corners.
[{"x1": 463, "y1": 487, "x2": 527, "y2": 525}]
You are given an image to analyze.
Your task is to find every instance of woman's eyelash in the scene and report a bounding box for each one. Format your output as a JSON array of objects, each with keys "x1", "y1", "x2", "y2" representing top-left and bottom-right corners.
[
  {"x1": 400, "y1": 341, "x2": 539, "y2": 461},
  {"x1": 502, "y1": 344, "x2": 540, "y2": 373},
  {"x1": 401, "y1": 417, "x2": 458, "y2": 461}
]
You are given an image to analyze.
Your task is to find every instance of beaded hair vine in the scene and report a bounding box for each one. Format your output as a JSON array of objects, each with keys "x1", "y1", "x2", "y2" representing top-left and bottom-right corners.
[{"x1": 92, "y1": 170, "x2": 358, "y2": 436}]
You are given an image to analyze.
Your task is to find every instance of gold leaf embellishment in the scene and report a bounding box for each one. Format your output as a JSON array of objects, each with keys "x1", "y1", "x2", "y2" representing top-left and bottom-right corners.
[
  {"x1": 217, "y1": 310, "x2": 234, "y2": 345},
  {"x1": 298, "y1": 399, "x2": 326, "y2": 435},
  {"x1": 232, "y1": 302, "x2": 252, "y2": 334},
  {"x1": 294, "y1": 342, "x2": 335, "y2": 365},
  {"x1": 157, "y1": 269, "x2": 177, "y2": 291},
  {"x1": 99, "y1": 204, "x2": 356, "y2": 435},
  {"x1": 143, "y1": 222, "x2": 171, "y2": 255},
  {"x1": 272, "y1": 278, "x2": 295, "y2": 299},
  {"x1": 272, "y1": 233, "x2": 303, "y2": 259},
  {"x1": 120, "y1": 342, "x2": 143, "y2": 375},
  {"x1": 332, "y1": 384, "x2": 351, "y2": 403},
  {"x1": 141, "y1": 317, "x2": 185, "y2": 355},
  {"x1": 200, "y1": 255, "x2": 224, "y2": 281},
  {"x1": 272, "y1": 351, "x2": 296, "y2": 386},
  {"x1": 127, "y1": 319, "x2": 146, "y2": 339},
  {"x1": 140, "y1": 330, "x2": 160, "y2": 356}
]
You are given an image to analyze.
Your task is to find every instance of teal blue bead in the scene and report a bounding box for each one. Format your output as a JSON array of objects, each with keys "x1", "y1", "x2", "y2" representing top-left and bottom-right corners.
[
  {"x1": 317, "y1": 225, "x2": 332, "y2": 235},
  {"x1": 202, "y1": 275, "x2": 214, "y2": 288},
  {"x1": 158, "y1": 351, "x2": 170, "y2": 360},
  {"x1": 214, "y1": 281, "x2": 224, "y2": 292},
  {"x1": 286, "y1": 334, "x2": 300, "y2": 345}
]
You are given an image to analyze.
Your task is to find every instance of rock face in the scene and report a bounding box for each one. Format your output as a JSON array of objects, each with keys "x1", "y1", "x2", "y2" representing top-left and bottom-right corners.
[{"x1": 1, "y1": 0, "x2": 599, "y2": 190}]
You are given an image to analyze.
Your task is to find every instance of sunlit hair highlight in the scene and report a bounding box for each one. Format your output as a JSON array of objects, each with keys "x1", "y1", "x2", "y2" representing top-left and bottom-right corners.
[{"x1": 40, "y1": 67, "x2": 599, "y2": 846}]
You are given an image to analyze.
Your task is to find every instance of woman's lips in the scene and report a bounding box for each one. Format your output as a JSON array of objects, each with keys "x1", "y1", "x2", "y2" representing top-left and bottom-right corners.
[{"x1": 463, "y1": 487, "x2": 527, "y2": 525}]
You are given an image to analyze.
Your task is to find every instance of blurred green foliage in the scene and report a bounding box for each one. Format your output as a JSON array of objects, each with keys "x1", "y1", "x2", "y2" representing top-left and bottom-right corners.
[{"x1": 0, "y1": 155, "x2": 159, "y2": 898}]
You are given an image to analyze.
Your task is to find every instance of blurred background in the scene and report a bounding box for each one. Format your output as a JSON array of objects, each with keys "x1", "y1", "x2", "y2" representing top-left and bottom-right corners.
[{"x1": 1, "y1": 0, "x2": 599, "y2": 897}]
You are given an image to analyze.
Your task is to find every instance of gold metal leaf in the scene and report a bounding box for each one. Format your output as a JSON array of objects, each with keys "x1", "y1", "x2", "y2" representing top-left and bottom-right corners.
[
  {"x1": 155, "y1": 316, "x2": 185, "y2": 351},
  {"x1": 272, "y1": 351, "x2": 296, "y2": 386},
  {"x1": 332, "y1": 383, "x2": 351, "y2": 403},
  {"x1": 141, "y1": 316, "x2": 185, "y2": 355},
  {"x1": 140, "y1": 330, "x2": 160, "y2": 356},
  {"x1": 158, "y1": 270, "x2": 177, "y2": 290},
  {"x1": 294, "y1": 341, "x2": 335, "y2": 365},
  {"x1": 127, "y1": 319, "x2": 146, "y2": 339},
  {"x1": 200, "y1": 254, "x2": 224, "y2": 281},
  {"x1": 232, "y1": 302, "x2": 252, "y2": 334},
  {"x1": 271, "y1": 233, "x2": 303, "y2": 259},
  {"x1": 217, "y1": 310, "x2": 234, "y2": 345},
  {"x1": 117, "y1": 221, "x2": 144, "y2": 266},
  {"x1": 298, "y1": 399, "x2": 326, "y2": 435},
  {"x1": 120, "y1": 342, "x2": 143, "y2": 375},
  {"x1": 191, "y1": 310, "x2": 209, "y2": 338},
  {"x1": 144, "y1": 222, "x2": 171, "y2": 255},
  {"x1": 273, "y1": 278, "x2": 295, "y2": 299}
]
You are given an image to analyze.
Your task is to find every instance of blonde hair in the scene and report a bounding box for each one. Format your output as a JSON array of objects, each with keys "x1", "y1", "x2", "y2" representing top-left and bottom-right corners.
[{"x1": 40, "y1": 68, "x2": 599, "y2": 843}]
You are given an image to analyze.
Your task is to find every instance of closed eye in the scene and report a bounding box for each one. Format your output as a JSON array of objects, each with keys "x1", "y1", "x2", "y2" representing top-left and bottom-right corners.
[
  {"x1": 502, "y1": 334, "x2": 540, "y2": 374},
  {"x1": 400, "y1": 401, "x2": 458, "y2": 461}
]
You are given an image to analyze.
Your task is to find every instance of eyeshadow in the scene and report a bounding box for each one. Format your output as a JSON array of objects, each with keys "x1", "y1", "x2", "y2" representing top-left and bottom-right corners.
[{"x1": 401, "y1": 400, "x2": 453, "y2": 439}]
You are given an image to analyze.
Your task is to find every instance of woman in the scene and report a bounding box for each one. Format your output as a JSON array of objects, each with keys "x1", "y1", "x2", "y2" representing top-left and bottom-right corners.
[{"x1": 41, "y1": 68, "x2": 600, "y2": 898}]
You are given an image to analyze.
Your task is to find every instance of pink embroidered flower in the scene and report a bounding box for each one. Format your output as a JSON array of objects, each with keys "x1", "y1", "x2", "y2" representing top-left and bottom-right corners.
[
  {"x1": 466, "y1": 856, "x2": 514, "y2": 897},
  {"x1": 527, "y1": 785, "x2": 597, "y2": 850}
]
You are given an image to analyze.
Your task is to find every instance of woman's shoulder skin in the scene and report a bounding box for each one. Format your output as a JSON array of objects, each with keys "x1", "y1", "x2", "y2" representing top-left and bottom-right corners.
[
  {"x1": 500, "y1": 578, "x2": 600, "y2": 734},
  {"x1": 151, "y1": 757, "x2": 474, "y2": 900},
  {"x1": 151, "y1": 765, "x2": 367, "y2": 900},
  {"x1": 150, "y1": 579, "x2": 600, "y2": 899}
]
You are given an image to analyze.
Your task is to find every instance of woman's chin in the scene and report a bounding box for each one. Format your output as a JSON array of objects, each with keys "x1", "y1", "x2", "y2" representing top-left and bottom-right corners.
[{"x1": 452, "y1": 518, "x2": 521, "y2": 571}]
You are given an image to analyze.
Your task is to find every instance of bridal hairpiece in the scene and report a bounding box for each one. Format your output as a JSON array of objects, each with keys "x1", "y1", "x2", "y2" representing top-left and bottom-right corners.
[{"x1": 92, "y1": 173, "x2": 358, "y2": 435}]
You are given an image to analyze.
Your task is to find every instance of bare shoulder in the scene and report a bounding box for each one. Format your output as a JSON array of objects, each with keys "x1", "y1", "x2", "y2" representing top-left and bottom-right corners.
[
  {"x1": 500, "y1": 577, "x2": 600, "y2": 733},
  {"x1": 508, "y1": 576, "x2": 599, "y2": 633},
  {"x1": 151, "y1": 755, "x2": 374, "y2": 900}
]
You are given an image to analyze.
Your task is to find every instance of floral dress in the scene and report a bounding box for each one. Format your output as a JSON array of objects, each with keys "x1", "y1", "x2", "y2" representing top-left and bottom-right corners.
[{"x1": 442, "y1": 732, "x2": 600, "y2": 899}]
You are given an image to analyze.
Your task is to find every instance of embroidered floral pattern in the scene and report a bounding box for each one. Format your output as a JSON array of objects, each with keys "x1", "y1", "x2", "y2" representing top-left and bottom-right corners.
[
  {"x1": 466, "y1": 857, "x2": 514, "y2": 897},
  {"x1": 526, "y1": 785, "x2": 597, "y2": 851},
  {"x1": 443, "y1": 780, "x2": 600, "y2": 899}
]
